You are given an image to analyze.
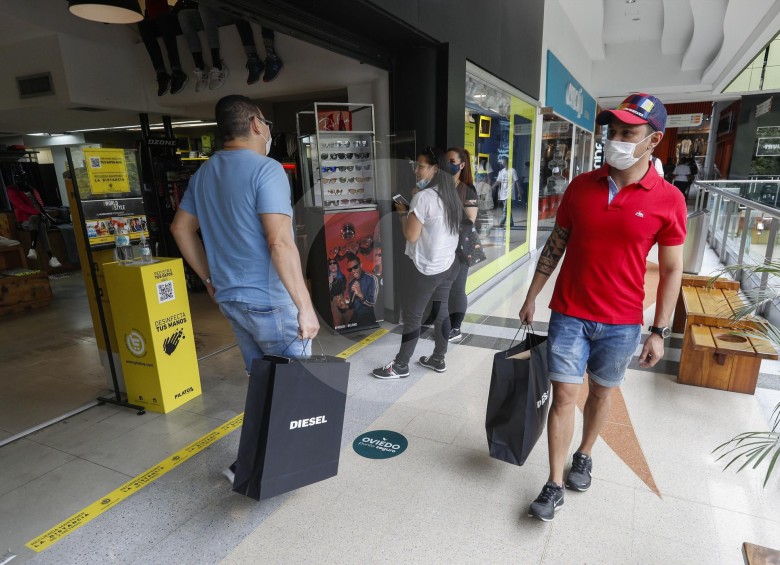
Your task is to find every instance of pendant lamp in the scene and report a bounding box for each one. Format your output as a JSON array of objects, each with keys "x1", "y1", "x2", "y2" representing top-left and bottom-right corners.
[{"x1": 68, "y1": 0, "x2": 143, "y2": 24}]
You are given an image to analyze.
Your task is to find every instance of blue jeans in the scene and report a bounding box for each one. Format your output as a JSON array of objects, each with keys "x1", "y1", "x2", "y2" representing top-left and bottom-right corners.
[
  {"x1": 219, "y1": 301, "x2": 310, "y2": 373},
  {"x1": 547, "y1": 311, "x2": 641, "y2": 388}
]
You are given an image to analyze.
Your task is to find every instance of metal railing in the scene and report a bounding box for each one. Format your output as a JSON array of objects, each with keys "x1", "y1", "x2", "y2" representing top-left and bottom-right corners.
[{"x1": 692, "y1": 180, "x2": 780, "y2": 324}]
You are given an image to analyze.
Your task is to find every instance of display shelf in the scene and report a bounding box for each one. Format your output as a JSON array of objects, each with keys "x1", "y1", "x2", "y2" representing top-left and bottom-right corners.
[{"x1": 297, "y1": 103, "x2": 377, "y2": 211}]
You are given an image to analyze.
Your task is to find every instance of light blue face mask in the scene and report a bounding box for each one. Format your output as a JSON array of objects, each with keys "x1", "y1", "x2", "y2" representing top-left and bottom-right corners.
[{"x1": 416, "y1": 178, "x2": 431, "y2": 189}]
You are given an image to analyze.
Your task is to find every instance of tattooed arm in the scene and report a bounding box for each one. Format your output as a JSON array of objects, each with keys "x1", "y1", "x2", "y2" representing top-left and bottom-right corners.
[{"x1": 518, "y1": 223, "x2": 570, "y2": 324}]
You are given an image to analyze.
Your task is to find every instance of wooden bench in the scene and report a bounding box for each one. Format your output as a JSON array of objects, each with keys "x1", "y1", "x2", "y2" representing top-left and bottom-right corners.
[
  {"x1": 675, "y1": 276, "x2": 779, "y2": 394},
  {"x1": 672, "y1": 274, "x2": 740, "y2": 333},
  {"x1": 680, "y1": 324, "x2": 778, "y2": 394}
]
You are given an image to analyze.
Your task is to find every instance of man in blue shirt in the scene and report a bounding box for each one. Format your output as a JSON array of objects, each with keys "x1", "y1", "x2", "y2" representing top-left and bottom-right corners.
[{"x1": 172, "y1": 95, "x2": 319, "y2": 479}]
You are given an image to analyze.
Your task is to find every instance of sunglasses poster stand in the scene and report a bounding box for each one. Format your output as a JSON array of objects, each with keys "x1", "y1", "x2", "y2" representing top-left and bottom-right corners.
[{"x1": 296, "y1": 103, "x2": 382, "y2": 334}]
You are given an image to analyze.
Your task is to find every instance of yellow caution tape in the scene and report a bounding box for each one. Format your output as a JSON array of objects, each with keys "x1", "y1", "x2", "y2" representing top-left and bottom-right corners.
[
  {"x1": 335, "y1": 329, "x2": 389, "y2": 359},
  {"x1": 26, "y1": 414, "x2": 244, "y2": 552}
]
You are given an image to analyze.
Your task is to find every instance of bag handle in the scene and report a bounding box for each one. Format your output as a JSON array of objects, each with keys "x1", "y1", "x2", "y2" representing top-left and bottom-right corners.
[
  {"x1": 280, "y1": 336, "x2": 327, "y2": 359},
  {"x1": 505, "y1": 323, "x2": 537, "y2": 358}
]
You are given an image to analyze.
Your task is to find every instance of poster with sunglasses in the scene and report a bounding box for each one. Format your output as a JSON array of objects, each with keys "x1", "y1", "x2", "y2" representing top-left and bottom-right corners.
[
  {"x1": 317, "y1": 110, "x2": 352, "y2": 132},
  {"x1": 322, "y1": 210, "x2": 382, "y2": 332}
]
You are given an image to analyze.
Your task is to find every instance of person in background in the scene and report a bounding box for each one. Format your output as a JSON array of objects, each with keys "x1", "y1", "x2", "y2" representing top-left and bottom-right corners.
[
  {"x1": 372, "y1": 147, "x2": 462, "y2": 379},
  {"x1": 519, "y1": 93, "x2": 686, "y2": 522},
  {"x1": 445, "y1": 146, "x2": 478, "y2": 343},
  {"x1": 176, "y1": 1, "x2": 284, "y2": 92},
  {"x1": 493, "y1": 156, "x2": 518, "y2": 228},
  {"x1": 6, "y1": 168, "x2": 62, "y2": 268},
  {"x1": 662, "y1": 157, "x2": 675, "y2": 182},
  {"x1": 138, "y1": 0, "x2": 188, "y2": 96},
  {"x1": 672, "y1": 158, "x2": 693, "y2": 199},
  {"x1": 171, "y1": 95, "x2": 318, "y2": 482}
]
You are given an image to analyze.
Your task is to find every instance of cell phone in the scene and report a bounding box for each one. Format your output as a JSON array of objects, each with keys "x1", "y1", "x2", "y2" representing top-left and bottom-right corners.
[{"x1": 392, "y1": 194, "x2": 410, "y2": 208}]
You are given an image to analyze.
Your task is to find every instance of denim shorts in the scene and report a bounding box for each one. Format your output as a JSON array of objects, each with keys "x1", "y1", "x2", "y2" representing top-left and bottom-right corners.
[
  {"x1": 547, "y1": 311, "x2": 641, "y2": 388},
  {"x1": 218, "y1": 301, "x2": 310, "y2": 374}
]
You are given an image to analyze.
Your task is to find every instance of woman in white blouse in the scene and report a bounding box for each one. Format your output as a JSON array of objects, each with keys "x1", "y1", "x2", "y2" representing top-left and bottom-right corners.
[{"x1": 373, "y1": 147, "x2": 463, "y2": 379}]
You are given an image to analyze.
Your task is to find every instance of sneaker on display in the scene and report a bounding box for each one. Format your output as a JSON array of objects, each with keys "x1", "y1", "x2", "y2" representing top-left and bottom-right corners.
[
  {"x1": 419, "y1": 355, "x2": 446, "y2": 373},
  {"x1": 448, "y1": 328, "x2": 463, "y2": 343},
  {"x1": 208, "y1": 62, "x2": 229, "y2": 90},
  {"x1": 193, "y1": 68, "x2": 208, "y2": 92},
  {"x1": 565, "y1": 451, "x2": 593, "y2": 491},
  {"x1": 0, "y1": 236, "x2": 20, "y2": 246},
  {"x1": 372, "y1": 361, "x2": 409, "y2": 379},
  {"x1": 263, "y1": 53, "x2": 283, "y2": 82},
  {"x1": 48, "y1": 257, "x2": 62, "y2": 268},
  {"x1": 156, "y1": 72, "x2": 171, "y2": 97},
  {"x1": 27, "y1": 248, "x2": 37, "y2": 260},
  {"x1": 169, "y1": 71, "x2": 189, "y2": 95},
  {"x1": 246, "y1": 55, "x2": 264, "y2": 85},
  {"x1": 528, "y1": 481, "x2": 564, "y2": 522}
]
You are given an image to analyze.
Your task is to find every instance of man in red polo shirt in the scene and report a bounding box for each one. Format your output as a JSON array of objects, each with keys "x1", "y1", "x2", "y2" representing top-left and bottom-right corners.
[{"x1": 519, "y1": 93, "x2": 686, "y2": 521}]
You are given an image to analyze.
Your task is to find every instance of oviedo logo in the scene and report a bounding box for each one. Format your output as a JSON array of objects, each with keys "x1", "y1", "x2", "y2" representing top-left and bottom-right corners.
[
  {"x1": 352, "y1": 430, "x2": 408, "y2": 460},
  {"x1": 125, "y1": 329, "x2": 147, "y2": 357}
]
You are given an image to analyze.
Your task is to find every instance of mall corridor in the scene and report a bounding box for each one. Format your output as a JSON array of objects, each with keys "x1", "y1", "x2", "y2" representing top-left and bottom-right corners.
[{"x1": 0, "y1": 246, "x2": 776, "y2": 564}]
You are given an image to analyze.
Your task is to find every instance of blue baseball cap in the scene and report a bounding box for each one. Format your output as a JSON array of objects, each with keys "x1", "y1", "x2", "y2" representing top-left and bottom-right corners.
[{"x1": 596, "y1": 93, "x2": 667, "y2": 133}]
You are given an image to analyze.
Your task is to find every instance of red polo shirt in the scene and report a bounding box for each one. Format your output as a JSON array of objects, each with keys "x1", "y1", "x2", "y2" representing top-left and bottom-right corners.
[{"x1": 548, "y1": 163, "x2": 687, "y2": 325}]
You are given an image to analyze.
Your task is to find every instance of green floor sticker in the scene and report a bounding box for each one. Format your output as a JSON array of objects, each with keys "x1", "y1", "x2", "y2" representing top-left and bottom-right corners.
[{"x1": 353, "y1": 430, "x2": 408, "y2": 459}]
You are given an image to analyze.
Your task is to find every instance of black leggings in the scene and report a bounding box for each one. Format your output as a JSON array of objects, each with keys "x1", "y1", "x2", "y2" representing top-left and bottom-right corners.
[{"x1": 139, "y1": 15, "x2": 182, "y2": 72}]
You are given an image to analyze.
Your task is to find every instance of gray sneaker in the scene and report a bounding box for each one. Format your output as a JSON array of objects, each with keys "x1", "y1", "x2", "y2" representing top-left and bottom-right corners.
[
  {"x1": 528, "y1": 481, "x2": 564, "y2": 522},
  {"x1": 208, "y1": 62, "x2": 229, "y2": 90},
  {"x1": 565, "y1": 451, "x2": 593, "y2": 491},
  {"x1": 419, "y1": 355, "x2": 446, "y2": 372}
]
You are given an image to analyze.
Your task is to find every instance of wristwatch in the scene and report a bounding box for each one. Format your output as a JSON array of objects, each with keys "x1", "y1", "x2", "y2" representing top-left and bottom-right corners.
[
  {"x1": 648, "y1": 325, "x2": 671, "y2": 339},
  {"x1": 202, "y1": 277, "x2": 212, "y2": 285}
]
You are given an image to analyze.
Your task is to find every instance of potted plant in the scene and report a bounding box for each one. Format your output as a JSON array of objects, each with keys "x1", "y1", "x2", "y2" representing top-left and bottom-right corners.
[{"x1": 711, "y1": 262, "x2": 780, "y2": 487}]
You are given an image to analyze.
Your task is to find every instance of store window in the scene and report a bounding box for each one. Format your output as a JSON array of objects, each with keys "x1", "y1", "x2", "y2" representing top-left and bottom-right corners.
[{"x1": 465, "y1": 69, "x2": 536, "y2": 281}]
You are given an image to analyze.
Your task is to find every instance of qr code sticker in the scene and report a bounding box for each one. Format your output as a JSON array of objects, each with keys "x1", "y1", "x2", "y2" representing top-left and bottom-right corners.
[
  {"x1": 89, "y1": 156, "x2": 101, "y2": 168},
  {"x1": 157, "y1": 280, "x2": 175, "y2": 304}
]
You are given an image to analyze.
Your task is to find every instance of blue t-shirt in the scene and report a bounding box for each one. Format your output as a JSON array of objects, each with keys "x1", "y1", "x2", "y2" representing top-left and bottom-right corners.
[{"x1": 179, "y1": 149, "x2": 293, "y2": 306}]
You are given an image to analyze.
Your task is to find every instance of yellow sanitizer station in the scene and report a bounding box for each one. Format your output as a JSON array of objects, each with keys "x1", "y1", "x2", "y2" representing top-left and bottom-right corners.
[{"x1": 104, "y1": 258, "x2": 202, "y2": 413}]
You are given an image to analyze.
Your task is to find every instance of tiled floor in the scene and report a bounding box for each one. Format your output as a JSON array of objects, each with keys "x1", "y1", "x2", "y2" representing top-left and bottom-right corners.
[{"x1": 1, "y1": 245, "x2": 779, "y2": 564}]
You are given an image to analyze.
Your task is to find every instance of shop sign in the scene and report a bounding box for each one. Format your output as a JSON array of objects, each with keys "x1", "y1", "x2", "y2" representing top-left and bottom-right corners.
[
  {"x1": 545, "y1": 51, "x2": 597, "y2": 132},
  {"x1": 543, "y1": 122, "x2": 570, "y2": 135},
  {"x1": 756, "y1": 97, "x2": 773, "y2": 118},
  {"x1": 593, "y1": 141, "x2": 604, "y2": 168},
  {"x1": 756, "y1": 137, "x2": 780, "y2": 156},
  {"x1": 665, "y1": 113, "x2": 704, "y2": 128},
  {"x1": 352, "y1": 430, "x2": 408, "y2": 459},
  {"x1": 83, "y1": 148, "x2": 131, "y2": 194}
]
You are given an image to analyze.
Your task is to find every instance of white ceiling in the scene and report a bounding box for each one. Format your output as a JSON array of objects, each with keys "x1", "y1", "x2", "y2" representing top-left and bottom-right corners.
[{"x1": 557, "y1": 0, "x2": 780, "y2": 105}]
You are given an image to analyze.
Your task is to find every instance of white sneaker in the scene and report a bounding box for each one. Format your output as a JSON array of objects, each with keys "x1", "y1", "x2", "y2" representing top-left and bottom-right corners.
[
  {"x1": 222, "y1": 465, "x2": 235, "y2": 484},
  {"x1": 193, "y1": 68, "x2": 207, "y2": 92},
  {"x1": 27, "y1": 248, "x2": 37, "y2": 260},
  {"x1": 208, "y1": 62, "x2": 229, "y2": 90},
  {"x1": 49, "y1": 257, "x2": 62, "y2": 268},
  {"x1": 0, "y1": 236, "x2": 19, "y2": 246}
]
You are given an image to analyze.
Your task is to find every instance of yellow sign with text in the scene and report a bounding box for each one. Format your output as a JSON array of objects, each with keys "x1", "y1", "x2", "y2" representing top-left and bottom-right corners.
[
  {"x1": 83, "y1": 148, "x2": 130, "y2": 194},
  {"x1": 104, "y1": 258, "x2": 201, "y2": 413}
]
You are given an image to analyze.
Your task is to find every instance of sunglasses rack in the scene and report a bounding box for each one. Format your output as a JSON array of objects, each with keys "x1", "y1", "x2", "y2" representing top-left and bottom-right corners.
[{"x1": 296, "y1": 103, "x2": 377, "y2": 212}]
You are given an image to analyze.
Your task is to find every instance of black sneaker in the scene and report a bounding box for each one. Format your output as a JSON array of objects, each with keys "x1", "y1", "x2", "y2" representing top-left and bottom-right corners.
[
  {"x1": 448, "y1": 328, "x2": 463, "y2": 343},
  {"x1": 528, "y1": 481, "x2": 564, "y2": 522},
  {"x1": 372, "y1": 361, "x2": 409, "y2": 379},
  {"x1": 565, "y1": 451, "x2": 593, "y2": 491},
  {"x1": 263, "y1": 53, "x2": 283, "y2": 82},
  {"x1": 419, "y1": 355, "x2": 446, "y2": 373},
  {"x1": 156, "y1": 72, "x2": 170, "y2": 96},
  {"x1": 246, "y1": 55, "x2": 264, "y2": 85},
  {"x1": 169, "y1": 71, "x2": 188, "y2": 94}
]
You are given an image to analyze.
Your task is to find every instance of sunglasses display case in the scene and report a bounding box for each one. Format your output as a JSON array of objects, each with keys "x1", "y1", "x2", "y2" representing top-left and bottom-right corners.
[{"x1": 296, "y1": 103, "x2": 377, "y2": 212}]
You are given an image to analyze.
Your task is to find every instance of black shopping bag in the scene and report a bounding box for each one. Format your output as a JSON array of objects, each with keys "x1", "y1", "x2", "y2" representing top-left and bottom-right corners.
[
  {"x1": 485, "y1": 329, "x2": 551, "y2": 466},
  {"x1": 233, "y1": 353, "x2": 350, "y2": 500}
]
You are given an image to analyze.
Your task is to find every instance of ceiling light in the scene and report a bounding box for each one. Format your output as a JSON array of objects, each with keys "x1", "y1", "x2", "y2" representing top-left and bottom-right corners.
[{"x1": 68, "y1": 0, "x2": 143, "y2": 24}]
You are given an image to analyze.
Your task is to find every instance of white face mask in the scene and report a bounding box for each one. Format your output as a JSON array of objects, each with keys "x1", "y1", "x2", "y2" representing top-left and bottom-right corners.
[
  {"x1": 261, "y1": 132, "x2": 272, "y2": 156},
  {"x1": 604, "y1": 133, "x2": 653, "y2": 170}
]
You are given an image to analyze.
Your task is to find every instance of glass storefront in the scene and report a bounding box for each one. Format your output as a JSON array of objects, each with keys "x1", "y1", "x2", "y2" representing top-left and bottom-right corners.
[{"x1": 464, "y1": 66, "x2": 537, "y2": 288}]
